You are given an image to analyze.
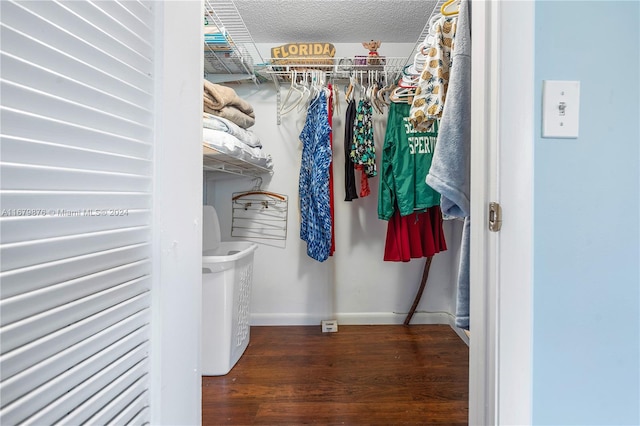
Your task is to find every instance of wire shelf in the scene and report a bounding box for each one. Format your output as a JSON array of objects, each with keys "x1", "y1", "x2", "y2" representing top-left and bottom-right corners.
[
  {"x1": 203, "y1": 0, "x2": 264, "y2": 83},
  {"x1": 256, "y1": 56, "x2": 412, "y2": 82},
  {"x1": 203, "y1": 145, "x2": 273, "y2": 178}
]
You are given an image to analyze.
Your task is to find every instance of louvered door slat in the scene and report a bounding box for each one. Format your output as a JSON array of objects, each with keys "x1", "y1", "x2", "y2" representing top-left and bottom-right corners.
[
  {"x1": 0, "y1": 109, "x2": 152, "y2": 157},
  {"x1": 21, "y1": 338, "x2": 148, "y2": 425},
  {"x1": 0, "y1": 26, "x2": 153, "y2": 103},
  {"x1": 2, "y1": 137, "x2": 152, "y2": 174},
  {"x1": 1, "y1": 190, "x2": 151, "y2": 211},
  {"x1": 1, "y1": 260, "x2": 149, "y2": 324},
  {"x1": 1, "y1": 82, "x2": 151, "y2": 140},
  {"x1": 54, "y1": 362, "x2": 149, "y2": 426},
  {"x1": 60, "y1": 1, "x2": 153, "y2": 57},
  {"x1": 1, "y1": 210, "x2": 149, "y2": 244},
  {"x1": 1, "y1": 294, "x2": 149, "y2": 383},
  {"x1": 0, "y1": 228, "x2": 149, "y2": 274},
  {"x1": 1, "y1": 278, "x2": 149, "y2": 353},
  {"x1": 1, "y1": 325, "x2": 148, "y2": 424},
  {"x1": 115, "y1": 0, "x2": 154, "y2": 31},
  {"x1": 1, "y1": 163, "x2": 151, "y2": 192},
  {"x1": 2, "y1": 2, "x2": 153, "y2": 91},
  {"x1": 27, "y1": 1, "x2": 153, "y2": 74},
  {"x1": 1, "y1": 295, "x2": 150, "y2": 420},
  {"x1": 1, "y1": 53, "x2": 153, "y2": 121},
  {"x1": 127, "y1": 406, "x2": 151, "y2": 426},
  {"x1": 108, "y1": 391, "x2": 149, "y2": 426},
  {"x1": 1, "y1": 1, "x2": 155, "y2": 423},
  {"x1": 83, "y1": 376, "x2": 149, "y2": 426}
]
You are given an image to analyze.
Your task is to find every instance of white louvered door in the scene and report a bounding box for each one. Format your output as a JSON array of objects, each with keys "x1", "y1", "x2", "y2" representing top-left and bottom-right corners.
[{"x1": 1, "y1": 1, "x2": 155, "y2": 424}]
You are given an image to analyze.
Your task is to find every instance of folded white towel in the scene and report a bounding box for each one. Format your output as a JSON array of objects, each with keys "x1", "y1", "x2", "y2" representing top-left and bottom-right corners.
[{"x1": 203, "y1": 113, "x2": 262, "y2": 148}]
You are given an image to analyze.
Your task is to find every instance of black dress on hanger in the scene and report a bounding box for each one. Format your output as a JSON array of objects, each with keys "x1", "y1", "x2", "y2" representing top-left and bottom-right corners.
[{"x1": 343, "y1": 98, "x2": 359, "y2": 201}]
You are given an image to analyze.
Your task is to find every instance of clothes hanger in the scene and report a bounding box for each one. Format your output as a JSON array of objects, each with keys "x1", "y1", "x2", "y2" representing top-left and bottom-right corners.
[
  {"x1": 420, "y1": 17, "x2": 441, "y2": 54},
  {"x1": 400, "y1": 67, "x2": 420, "y2": 88},
  {"x1": 320, "y1": 71, "x2": 332, "y2": 99},
  {"x1": 389, "y1": 85, "x2": 415, "y2": 104},
  {"x1": 369, "y1": 71, "x2": 385, "y2": 114},
  {"x1": 398, "y1": 76, "x2": 418, "y2": 89},
  {"x1": 280, "y1": 70, "x2": 306, "y2": 115},
  {"x1": 310, "y1": 71, "x2": 323, "y2": 100},
  {"x1": 332, "y1": 80, "x2": 340, "y2": 116},
  {"x1": 429, "y1": 9, "x2": 443, "y2": 27},
  {"x1": 372, "y1": 87, "x2": 385, "y2": 114},
  {"x1": 307, "y1": 71, "x2": 324, "y2": 108},
  {"x1": 376, "y1": 75, "x2": 396, "y2": 107},
  {"x1": 232, "y1": 177, "x2": 286, "y2": 202},
  {"x1": 232, "y1": 191, "x2": 286, "y2": 201},
  {"x1": 366, "y1": 82, "x2": 374, "y2": 104},
  {"x1": 280, "y1": 71, "x2": 309, "y2": 115},
  {"x1": 294, "y1": 71, "x2": 314, "y2": 113},
  {"x1": 400, "y1": 77, "x2": 419, "y2": 87},
  {"x1": 345, "y1": 72, "x2": 356, "y2": 102},
  {"x1": 440, "y1": 0, "x2": 460, "y2": 16},
  {"x1": 346, "y1": 78, "x2": 354, "y2": 102}
]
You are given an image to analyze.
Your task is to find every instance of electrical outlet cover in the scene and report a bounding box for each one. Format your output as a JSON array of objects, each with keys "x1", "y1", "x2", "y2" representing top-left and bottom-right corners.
[{"x1": 321, "y1": 320, "x2": 338, "y2": 333}]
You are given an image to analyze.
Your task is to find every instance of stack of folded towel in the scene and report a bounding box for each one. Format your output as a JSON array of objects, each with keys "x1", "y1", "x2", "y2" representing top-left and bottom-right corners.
[
  {"x1": 203, "y1": 80, "x2": 255, "y2": 129},
  {"x1": 202, "y1": 113, "x2": 262, "y2": 149}
]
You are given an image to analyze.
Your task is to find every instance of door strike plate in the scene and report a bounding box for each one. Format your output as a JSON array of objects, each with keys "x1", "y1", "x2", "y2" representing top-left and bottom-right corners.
[{"x1": 489, "y1": 202, "x2": 502, "y2": 232}]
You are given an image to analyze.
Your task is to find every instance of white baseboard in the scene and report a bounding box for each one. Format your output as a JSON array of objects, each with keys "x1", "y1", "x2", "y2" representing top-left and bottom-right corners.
[
  {"x1": 251, "y1": 311, "x2": 453, "y2": 326},
  {"x1": 250, "y1": 313, "x2": 326, "y2": 326},
  {"x1": 335, "y1": 311, "x2": 452, "y2": 325},
  {"x1": 452, "y1": 325, "x2": 470, "y2": 346},
  {"x1": 251, "y1": 311, "x2": 469, "y2": 345}
]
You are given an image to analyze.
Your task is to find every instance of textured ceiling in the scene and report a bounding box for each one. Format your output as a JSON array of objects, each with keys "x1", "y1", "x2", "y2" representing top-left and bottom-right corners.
[{"x1": 234, "y1": 0, "x2": 440, "y2": 43}]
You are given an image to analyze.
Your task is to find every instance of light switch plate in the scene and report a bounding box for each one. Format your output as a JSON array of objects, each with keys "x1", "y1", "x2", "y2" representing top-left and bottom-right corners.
[{"x1": 542, "y1": 80, "x2": 580, "y2": 138}]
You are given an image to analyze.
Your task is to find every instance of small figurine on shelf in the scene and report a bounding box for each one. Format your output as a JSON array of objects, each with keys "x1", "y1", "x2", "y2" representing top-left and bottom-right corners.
[{"x1": 362, "y1": 40, "x2": 382, "y2": 65}]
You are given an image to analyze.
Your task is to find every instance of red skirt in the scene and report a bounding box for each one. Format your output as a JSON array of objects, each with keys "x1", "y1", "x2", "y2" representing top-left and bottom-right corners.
[{"x1": 383, "y1": 206, "x2": 447, "y2": 262}]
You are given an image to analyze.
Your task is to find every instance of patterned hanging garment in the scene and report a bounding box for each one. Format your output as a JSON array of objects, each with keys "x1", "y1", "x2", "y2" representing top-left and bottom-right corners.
[
  {"x1": 350, "y1": 99, "x2": 376, "y2": 197},
  {"x1": 298, "y1": 91, "x2": 332, "y2": 262},
  {"x1": 409, "y1": 15, "x2": 458, "y2": 131}
]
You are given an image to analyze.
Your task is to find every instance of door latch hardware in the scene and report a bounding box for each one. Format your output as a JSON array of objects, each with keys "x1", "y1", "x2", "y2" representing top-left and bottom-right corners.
[{"x1": 489, "y1": 202, "x2": 502, "y2": 232}]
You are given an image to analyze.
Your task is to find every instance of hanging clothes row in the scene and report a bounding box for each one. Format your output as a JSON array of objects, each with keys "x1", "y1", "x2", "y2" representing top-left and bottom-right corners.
[
  {"x1": 297, "y1": 69, "x2": 390, "y2": 261},
  {"x1": 280, "y1": 70, "x2": 341, "y2": 118},
  {"x1": 342, "y1": 71, "x2": 391, "y2": 200},
  {"x1": 424, "y1": 0, "x2": 471, "y2": 331},
  {"x1": 379, "y1": 0, "x2": 471, "y2": 329},
  {"x1": 392, "y1": 0, "x2": 470, "y2": 330},
  {"x1": 294, "y1": 62, "x2": 452, "y2": 266},
  {"x1": 376, "y1": 73, "x2": 448, "y2": 326},
  {"x1": 378, "y1": 101, "x2": 447, "y2": 263}
]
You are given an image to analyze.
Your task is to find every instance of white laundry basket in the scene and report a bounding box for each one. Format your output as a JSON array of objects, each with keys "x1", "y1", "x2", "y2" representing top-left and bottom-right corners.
[{"x1": 202, "y1": 205, "x2": 257, "y2": 376}]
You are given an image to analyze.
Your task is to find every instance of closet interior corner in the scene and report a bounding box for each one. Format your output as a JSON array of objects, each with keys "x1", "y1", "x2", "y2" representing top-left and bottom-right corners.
[{"x1": 200, "y1": 0, "x2": 471, "y2": 385}]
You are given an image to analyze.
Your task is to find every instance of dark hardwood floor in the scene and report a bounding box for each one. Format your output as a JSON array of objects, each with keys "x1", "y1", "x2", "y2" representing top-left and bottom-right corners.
[{"x1": 202, "y1": 325, "x2": 469, "y2": 425}]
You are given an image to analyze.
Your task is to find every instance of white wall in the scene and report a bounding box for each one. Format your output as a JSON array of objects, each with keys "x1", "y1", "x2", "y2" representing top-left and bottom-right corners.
[{"x1": 205, "y1": 47, "x2": 462, "y2": 325}]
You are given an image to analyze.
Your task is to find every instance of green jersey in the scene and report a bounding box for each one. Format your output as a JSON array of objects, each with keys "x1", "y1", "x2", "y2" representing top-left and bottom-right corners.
[{"x1": 378, "y1": 102, "x2": 440, "y2": 221}]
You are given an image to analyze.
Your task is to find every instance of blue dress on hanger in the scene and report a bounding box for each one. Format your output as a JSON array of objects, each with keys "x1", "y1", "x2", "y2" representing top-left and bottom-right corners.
[{"x1": 299, "y1": 90, "x2": 332, "y2": 262}]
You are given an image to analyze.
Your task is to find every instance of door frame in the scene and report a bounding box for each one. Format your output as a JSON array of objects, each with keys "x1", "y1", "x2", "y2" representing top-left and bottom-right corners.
[
  {"x1": 151, "y1": 1, "x2": 205, "y2": 424},
  {"x1": 151, "y1": 0, "x2": 537, "y2": 422},
  {"x1": 469, "y1": 1, "x2": 535, "y2": 425}
]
